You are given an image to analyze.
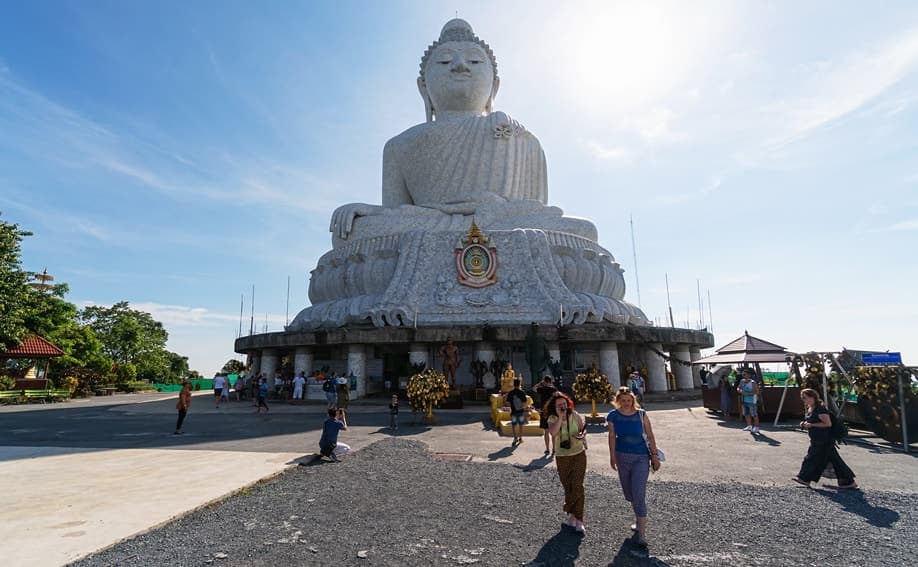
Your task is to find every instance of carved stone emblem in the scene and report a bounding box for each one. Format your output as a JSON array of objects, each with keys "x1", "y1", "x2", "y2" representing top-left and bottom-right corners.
[{"x1": 455, "y1": 220, "x2": 497, "y2": 288}]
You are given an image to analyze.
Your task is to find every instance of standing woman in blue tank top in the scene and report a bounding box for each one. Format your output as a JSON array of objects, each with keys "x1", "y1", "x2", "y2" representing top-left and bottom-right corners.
[{"x1": 606, "y1": 386, "x2": 661, "y2": 548}]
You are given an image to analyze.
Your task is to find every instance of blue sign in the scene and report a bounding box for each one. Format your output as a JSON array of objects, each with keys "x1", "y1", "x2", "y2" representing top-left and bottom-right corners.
[{"x1": 862, "y1": 352, "x2": 902, "y2": 365}]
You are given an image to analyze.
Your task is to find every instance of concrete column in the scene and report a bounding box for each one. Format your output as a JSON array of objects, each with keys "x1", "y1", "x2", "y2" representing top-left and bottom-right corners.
[
  {"x1": 247, "y1": 353, "x2": 260, "y2": 377},
  {"x1": 294, "y1": 347, "x2": 313, "y2": 377},
  {"x1": 690, "y1": 348, "x2": 703, "y2": 387},
  {"x1": 671, "y1": 345, "x2": 694, "y2": 390},
  {"x1": 347, "y1": 344, "x2": 367, "y2": 399},
  {"x1": 260, "y1": 349, "x2": 279, "y2": 387},
  {"x1": 645, "y1": 344, "x2": 667, "y2": 392},
  {"x1": 408, "y1": 343, "x2": 429, "y2": 369},
  {"x1": 475, "y1": 343, "x2": 496, "y2": 388},
  {"x1": 600, "y1": 342, "x2": 622, "y2": 388}
]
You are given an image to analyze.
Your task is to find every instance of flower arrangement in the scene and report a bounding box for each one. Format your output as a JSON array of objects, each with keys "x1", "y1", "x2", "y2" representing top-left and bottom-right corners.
[
  {"x1": 572, "y1": 366, "x2": 614, "y2": 416},
  {"x1": 799, "y1": 353, "x2": 828, "y2": 391},
  {"x1": 854, "y1": 365, "x2": 915, "y2": 443},
  {"x1": 407, "y1": 368, "x2": 450, "y2": 422}
]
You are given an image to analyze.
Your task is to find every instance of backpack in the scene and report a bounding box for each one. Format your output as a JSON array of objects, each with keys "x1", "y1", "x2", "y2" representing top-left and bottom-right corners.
[
  {"x1": 829, "y1": 412, "x2": 848, "y2": 444},
  {"x1": 322, "y1": 380, "x2": 333, "y2": 393}
]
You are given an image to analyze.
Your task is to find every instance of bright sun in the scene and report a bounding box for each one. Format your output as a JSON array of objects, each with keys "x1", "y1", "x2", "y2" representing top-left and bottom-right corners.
[{"x1": 546, "y1": 2, "x2": 733, "y2": 117}]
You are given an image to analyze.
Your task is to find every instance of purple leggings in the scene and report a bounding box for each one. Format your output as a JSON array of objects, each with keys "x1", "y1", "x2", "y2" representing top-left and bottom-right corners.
[{"x1": 615, "y1": 451, "x2": 649, "y2": 517}]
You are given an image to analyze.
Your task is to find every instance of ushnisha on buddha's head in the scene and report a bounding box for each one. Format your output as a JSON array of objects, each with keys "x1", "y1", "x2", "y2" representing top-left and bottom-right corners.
[{"x1": 417, "y1": 19, "x2": 500, "y2": 121}]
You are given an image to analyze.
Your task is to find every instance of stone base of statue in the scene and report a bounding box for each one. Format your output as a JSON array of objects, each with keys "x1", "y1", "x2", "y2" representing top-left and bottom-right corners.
[{"x1": 290, "y1": 226, "x2": 648, "y2": 331}]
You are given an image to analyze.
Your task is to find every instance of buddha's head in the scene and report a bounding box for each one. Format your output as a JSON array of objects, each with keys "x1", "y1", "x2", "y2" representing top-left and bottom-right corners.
[{"x1": 418, "y1": 19, "x2": 499, "y2": 121}]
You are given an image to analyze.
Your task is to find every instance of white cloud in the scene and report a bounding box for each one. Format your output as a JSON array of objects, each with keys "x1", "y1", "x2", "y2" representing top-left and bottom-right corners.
[
  {"x1": 883, "y1": 218, "x2": 918, "y2": 231},
  {"x1": 657, "y1": 173, "x2": 724, "y2": 205},
  {"x1": 586, "y1": 141, "x2": 636, "y2": 163},
  {"x1": 714, "y1": 273, "x2": 762, "y2": 286},
  {"x1": 783, "y1": 27, "x2": 918, "y2": 139},
  {"x1": 625, "y1": 108, "x2": 686, "y2": 144},
  {"x1": 77, "y1": 299, "x2": 286, "y2": 330},
  {"x1": 0, "y1": 70, "x2": 337, "y2": 217}
]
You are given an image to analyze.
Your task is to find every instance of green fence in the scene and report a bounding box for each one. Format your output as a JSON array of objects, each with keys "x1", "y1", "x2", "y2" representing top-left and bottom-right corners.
[
  {"x1": 152, "y1": 375, "x2": 238, "y2": 392},
  {"x1": 761, "y1": 372, "x2": 790, "y2": 386}
]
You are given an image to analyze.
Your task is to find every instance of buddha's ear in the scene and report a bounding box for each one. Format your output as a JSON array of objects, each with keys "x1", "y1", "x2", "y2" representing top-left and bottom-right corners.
[
  {"x1": 417, "y1": 77, "x2": 434, "y2": 122},
  {"x1": 486, "y1": 77, "x2": 500, "y2": 114}
]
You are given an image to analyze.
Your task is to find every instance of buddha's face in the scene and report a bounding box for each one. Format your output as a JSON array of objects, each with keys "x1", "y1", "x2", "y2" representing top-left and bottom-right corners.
[{"x1": 423, "y1": 41, "x2": 495, "y2": 114}]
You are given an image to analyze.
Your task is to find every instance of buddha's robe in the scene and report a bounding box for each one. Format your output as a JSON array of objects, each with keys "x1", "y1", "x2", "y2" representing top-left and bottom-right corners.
[
  {"x1": 383, "y1": 111, "x2": 547, "y2": 209},
  {"x1": 333, "y1": 111, "x2": 597, "y2": 247}
]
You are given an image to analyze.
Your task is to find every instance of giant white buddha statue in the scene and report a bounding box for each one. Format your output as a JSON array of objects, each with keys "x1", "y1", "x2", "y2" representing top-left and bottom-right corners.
[
  {"x1": 330, "y1": 18, "x2": 595, "y2": 245},
  {"x1": 290, "y1": 19, "x2": 649, "y2": 330}
]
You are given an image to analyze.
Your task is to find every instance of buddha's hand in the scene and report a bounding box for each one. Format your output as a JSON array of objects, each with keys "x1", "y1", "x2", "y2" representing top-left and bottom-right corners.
[{"x1": 330, "y1": 203, "x2": 385, "y2": 240}]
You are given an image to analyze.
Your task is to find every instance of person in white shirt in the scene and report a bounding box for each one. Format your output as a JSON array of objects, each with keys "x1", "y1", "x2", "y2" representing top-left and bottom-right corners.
[
  {"x1": 292, "y1": 372, "x2": 306, "y2": 400},
  {"x1": 213, "y1": 374, "x2": 227, "y2": 408}
]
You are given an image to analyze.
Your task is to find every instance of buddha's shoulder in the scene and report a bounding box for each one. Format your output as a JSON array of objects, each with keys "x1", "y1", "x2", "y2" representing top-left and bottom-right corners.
[
  {"x1": 384, "y1": 112, "x2": 533, "y2": 152},
  {"x1": 384, "y1": 122, "x2": 432, "y2": 153}
]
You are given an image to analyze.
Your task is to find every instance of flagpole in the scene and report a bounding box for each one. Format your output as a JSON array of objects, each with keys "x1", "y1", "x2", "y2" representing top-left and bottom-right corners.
[
  {"x1": 630, "y1": 215, "x2": 642, "y2": 309},
  {"x1": 665, "y1": 273, "x2": 675, "y2": 327},
  {"x1": 249, "y1": 284, "x2": 255, "y2": 336}
]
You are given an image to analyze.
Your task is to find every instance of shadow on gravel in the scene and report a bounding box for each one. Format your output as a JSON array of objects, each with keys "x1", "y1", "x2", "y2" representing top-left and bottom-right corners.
[
  {"x1": 525, "y1": 528, "x2": 582, "y2": 567},
  {"x1": 813, "y1": 488, "x2": 900, "y2": 528},
  {"x1": 608, "y1": 537, "x2": 671, "y2": 566}
]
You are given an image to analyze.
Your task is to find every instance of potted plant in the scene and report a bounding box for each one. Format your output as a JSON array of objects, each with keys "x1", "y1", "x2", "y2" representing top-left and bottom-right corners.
[
  {"x1": 572, "y1": 366, "x2": 614, "y2": 422},
  {"x1": 407, "y1": 368, "x2": 450, "y2": 423}
]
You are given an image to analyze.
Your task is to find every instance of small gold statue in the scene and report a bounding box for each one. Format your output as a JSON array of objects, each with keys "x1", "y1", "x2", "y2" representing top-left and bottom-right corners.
[{"x1": 500, "y1": 363, "x2": 517, "y2": 393}]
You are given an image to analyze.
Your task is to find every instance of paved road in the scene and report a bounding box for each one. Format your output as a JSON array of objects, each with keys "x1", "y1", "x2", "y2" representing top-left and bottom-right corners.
[{"x1": 0, "y1": 392, "x2": 915, "y2": 566}]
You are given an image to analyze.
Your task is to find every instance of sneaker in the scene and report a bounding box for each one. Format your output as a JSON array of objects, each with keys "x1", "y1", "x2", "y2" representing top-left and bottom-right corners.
[
  {"x1": 630, "y1": 523, "x2": 637, "y2": 531},
  {"x1": 791, "y1": 477, "x2": 810, "y2": 487},
  {"x1": 330, "y1": 453, "x2": 340, "y2": 462},
  {"x1": 752, "y1": 427, "x2": 760, "y2": 434},
  {"x1": 742, "y1": 425, "x2": 752, "y2": 431}
]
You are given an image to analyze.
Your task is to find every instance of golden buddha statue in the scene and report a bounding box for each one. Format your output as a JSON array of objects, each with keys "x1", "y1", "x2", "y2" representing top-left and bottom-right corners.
[{"x1": 500, "y1": 363, "x2": 517, "y2": 393}]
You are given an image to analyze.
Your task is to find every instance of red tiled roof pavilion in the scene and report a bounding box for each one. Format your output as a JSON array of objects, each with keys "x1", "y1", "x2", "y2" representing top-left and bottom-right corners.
[{"x1": 0, "y1": 335, "x2": 65, "y2": 358}]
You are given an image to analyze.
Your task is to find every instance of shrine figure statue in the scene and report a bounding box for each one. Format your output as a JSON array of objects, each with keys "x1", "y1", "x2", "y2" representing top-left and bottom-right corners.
[{"x1": 440, "y1": 337, "x2": 461, "y2": 388}]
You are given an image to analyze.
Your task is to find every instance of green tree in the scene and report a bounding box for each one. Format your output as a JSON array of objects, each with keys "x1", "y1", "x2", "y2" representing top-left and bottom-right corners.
[
  {"x1": 24, "y1": 282, "x2": 77, "y2": 341},
  {"x1": 221, "y1": 359, "x2": 246, "y2": 374},
  {"x1": 79, "y1": 302, "x2": 170, "y2": 382},
  {"x1": 48, "y1": 322, "x2": 113, "y2": 380},
  {"x1": 0, "y1": 212, "x2": 33, "y2": 350}
]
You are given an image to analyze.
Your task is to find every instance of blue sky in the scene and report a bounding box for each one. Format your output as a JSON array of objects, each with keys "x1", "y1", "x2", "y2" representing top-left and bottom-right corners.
[{"x1": 2, "y1": 1, "x2": 917, "y2": 374}]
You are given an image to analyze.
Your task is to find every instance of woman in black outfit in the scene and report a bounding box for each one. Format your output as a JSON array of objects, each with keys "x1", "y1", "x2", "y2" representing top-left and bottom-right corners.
[{"x1": 793, "y1": 388, "x2": 858, "y2": 489}]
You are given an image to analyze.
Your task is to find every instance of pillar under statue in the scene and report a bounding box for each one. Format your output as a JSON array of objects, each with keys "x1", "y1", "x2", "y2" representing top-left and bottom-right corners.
[{"x1": 290, "y1": 19, "x2": 648, "y2": 331}]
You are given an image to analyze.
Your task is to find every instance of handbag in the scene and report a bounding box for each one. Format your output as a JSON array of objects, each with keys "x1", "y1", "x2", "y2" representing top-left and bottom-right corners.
[{"x1": 638, "y1": 409, "x2": 665, "y2": 462}]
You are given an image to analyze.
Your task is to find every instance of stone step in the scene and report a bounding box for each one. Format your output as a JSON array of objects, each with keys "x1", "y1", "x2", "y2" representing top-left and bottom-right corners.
[{"x1": 498, "y1": 420, "x2": 543, "y2": 436}]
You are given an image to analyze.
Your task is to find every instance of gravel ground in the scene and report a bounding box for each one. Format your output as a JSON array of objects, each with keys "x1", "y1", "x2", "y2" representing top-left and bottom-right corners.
[{"x1": 71, "y1": 438, "x2": 916, "y2": 567}]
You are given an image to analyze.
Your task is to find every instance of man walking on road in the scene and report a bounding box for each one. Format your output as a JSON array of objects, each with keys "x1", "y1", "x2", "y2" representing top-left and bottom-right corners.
[{"x1": 174, "y1": 381, "x2": 191, "y2": 435}]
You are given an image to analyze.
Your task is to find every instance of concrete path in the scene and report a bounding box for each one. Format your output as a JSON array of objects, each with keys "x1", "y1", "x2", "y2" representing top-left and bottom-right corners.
[{"x1": 0, "y1": 392, "x2": 915, "y2": 566}]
